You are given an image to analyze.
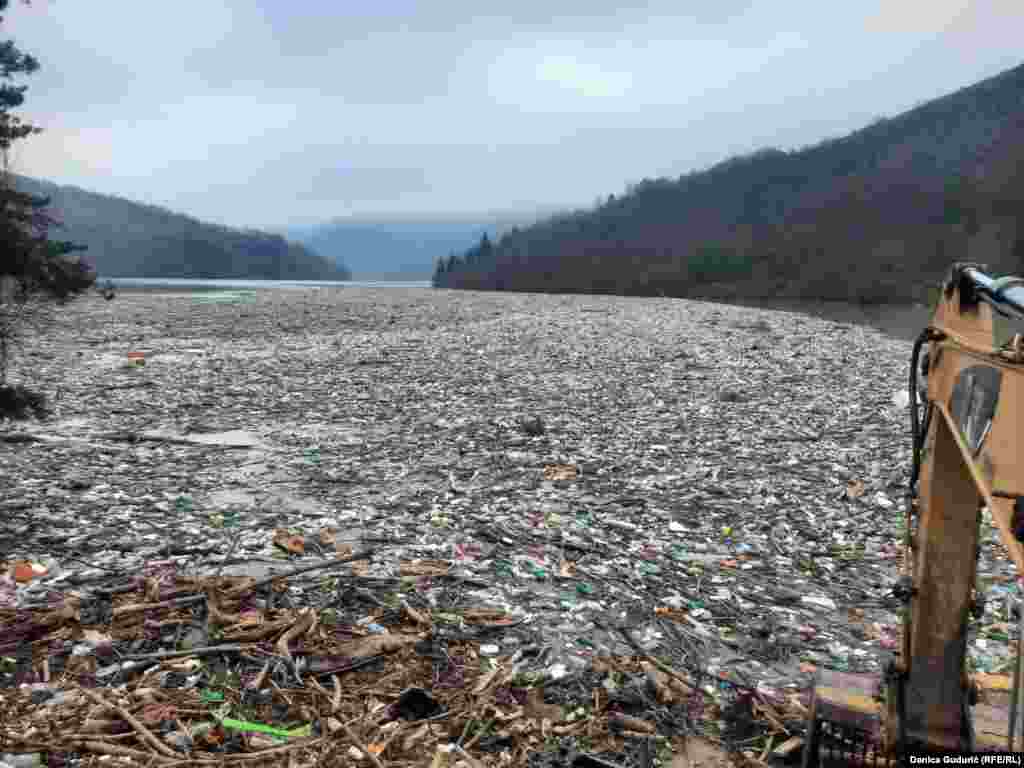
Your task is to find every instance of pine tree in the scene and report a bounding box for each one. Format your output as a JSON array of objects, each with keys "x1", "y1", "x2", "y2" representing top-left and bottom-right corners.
[{"x1": 0, "y1": 0, "x2": 94, "y2": 394}]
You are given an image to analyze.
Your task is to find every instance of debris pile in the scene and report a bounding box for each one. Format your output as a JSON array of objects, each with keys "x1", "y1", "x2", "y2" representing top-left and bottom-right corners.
[
  {"x1": 1, "y1": 286, "x2": 1020, "y2": 766},
  {"x1": 0, "y1": 552, "x2": 751, "y2": 767}
]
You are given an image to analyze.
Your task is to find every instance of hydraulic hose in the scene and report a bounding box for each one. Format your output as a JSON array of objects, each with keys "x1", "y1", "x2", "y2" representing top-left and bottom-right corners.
[{"x1": 908, "y1": 328, "x2": 930, "y2": 494}]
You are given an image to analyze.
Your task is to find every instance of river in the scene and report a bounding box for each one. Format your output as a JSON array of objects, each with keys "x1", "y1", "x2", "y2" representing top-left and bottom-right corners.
[
  {"x1": 105, "y1": 277, "x2": 432, "y2": 290},
  {"x1": 103, "y1": 277, "x2": 931, "y2": 341}
]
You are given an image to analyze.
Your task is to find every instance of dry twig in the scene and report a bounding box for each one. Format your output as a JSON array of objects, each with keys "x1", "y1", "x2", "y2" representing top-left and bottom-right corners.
[{"x1": 78, "y1": 686, "x2": 179, "y2": 758}]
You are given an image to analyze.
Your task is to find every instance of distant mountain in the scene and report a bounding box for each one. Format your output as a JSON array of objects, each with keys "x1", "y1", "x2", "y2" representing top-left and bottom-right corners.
[
  {"x1": 11, "y1": 175, "x2": 350, "y2": 281},
  {"x1": 437, "y1": 61, "x2": 1024, "y2": 304},
  {"x1": 287, "y1": 212, "x2": 551, "y2": 280}
]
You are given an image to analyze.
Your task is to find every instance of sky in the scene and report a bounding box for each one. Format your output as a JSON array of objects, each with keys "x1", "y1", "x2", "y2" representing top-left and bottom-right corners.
[{"x1": 3, "y1": 0, "x2": 1023, "y2": 231}]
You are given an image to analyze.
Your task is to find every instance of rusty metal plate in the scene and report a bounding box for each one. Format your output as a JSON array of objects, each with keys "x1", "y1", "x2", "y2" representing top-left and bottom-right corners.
[{"x1": 813, "y1": 670, "x2": 884, "y2": 741}]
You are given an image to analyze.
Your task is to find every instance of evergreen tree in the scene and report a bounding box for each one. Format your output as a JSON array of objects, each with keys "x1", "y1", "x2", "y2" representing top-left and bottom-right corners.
[{"x1": 0, "y1": 0, "x2": 94, "y2": 391}]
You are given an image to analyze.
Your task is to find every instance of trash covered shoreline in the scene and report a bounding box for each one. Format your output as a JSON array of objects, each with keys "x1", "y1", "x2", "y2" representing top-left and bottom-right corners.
[{"x1": 0, "y1": 286, "x2": 1020, "y2": 767}]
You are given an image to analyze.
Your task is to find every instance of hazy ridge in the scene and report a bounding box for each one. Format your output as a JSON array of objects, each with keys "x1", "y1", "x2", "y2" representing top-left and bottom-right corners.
[
  {"x1": 287, "y1": 211, "x2": 553, "y2": 280},
  {"x1": 11, "y1": 175, "x2": 351, "y2": 281}
]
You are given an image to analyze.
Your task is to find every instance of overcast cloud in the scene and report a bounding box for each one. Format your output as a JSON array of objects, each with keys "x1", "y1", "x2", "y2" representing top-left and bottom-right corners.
[{"x1": 3, "y1": 0, "x2": 1022, "y2": 229}]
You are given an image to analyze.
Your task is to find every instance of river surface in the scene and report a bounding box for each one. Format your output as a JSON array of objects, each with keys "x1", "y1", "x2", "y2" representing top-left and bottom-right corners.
[
  {"x1": 105, "y1": 277, "x2": 431, "y2": 290},
  {"x1": 102, "y1": 277, "x2": 931, "y2": 341}
]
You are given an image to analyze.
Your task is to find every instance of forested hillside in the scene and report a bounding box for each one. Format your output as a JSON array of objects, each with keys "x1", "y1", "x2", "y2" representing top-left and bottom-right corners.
[
  {"x1": 435, "y1": 62, "x2": 1024, "y2": 304},
  {"x1": 12, "y1": 175, "x2": 351, "y2": 281}
]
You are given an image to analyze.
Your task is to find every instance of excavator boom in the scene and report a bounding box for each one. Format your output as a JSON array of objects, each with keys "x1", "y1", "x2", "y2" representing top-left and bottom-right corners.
[{"x1": 803, "y1": 263, "x2": 1024, "y2": 765}]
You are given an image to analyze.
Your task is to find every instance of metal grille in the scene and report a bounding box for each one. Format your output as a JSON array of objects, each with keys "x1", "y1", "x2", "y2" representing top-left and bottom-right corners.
[{"x1": 807, "y1": 719, "x2": 895, "y2": 768}]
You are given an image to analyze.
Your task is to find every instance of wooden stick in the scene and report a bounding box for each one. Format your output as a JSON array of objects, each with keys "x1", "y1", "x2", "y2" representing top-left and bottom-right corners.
[
  {"x1": 94, "y1": 431, "x2": 255, "y2": 449},
  {"x1": 402, "y1": 602, "x2": 429, "y2": 626},
  {"x1": 245, "y1": 549, "x2": 378, "y2": 594},
  {"x1": 79, "y1": 687, "x2": 179, "y2": 758},
  {"x1": 113, "y1": 595, "x2": 205, "y2": 618},
  {"x1": 248, "y1": 660, "x2": 271, "y2": 691},
  {"x1": 276, "y1": 608, "x2": 316, "y2": 664},
  {"x1": 308, "y1": 675, "x2": 342, "y2": 713},
  {"x1": 71, "y1": 740, "x2": 174, "y2": 764},
  {"x1": 120, "y1": 644, "x2": 247, "y2": 661},
  {"x1": 157, "y1": 736, "x2": 328, "y2": 765},
  {"x1": 331, "y1": 674, "x2": 342, "y2": 712}
]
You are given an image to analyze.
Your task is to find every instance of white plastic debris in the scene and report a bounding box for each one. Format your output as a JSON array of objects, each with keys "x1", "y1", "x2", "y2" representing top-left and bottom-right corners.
[
  {"x1": 547, "y1": 663, "x2": 568, "y2": 680},
  {"x1": 663, "y1": 594, "x2": 686, "y2": 609},
  {"x1": 891, "y1": 389, "x2": 910, "y2": 408},
  {"x1": 0, "y1": 286, "x2": 964, "y2": 726},
  {"x1": 801, "y1": 595, "x2": 838, "y2": 611}
]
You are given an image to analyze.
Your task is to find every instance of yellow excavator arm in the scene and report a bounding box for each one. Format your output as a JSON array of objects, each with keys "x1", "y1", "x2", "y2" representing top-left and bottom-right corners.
[{"x1": 804, "y1": 262, "x2": 1024, "y2": 765}]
